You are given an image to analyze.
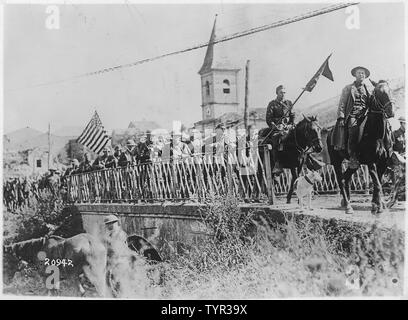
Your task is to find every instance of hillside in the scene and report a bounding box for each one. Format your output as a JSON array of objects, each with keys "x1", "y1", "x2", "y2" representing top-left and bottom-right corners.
[
  {"x1": 3, "y1": 127, "x2": 44, "y2": 150},
  {"x1": 9, "y1": 133, "x2": 74, "y2": 153},
  {"x1": 53, "y1": 126, "x2": 83, "y2": 137}
]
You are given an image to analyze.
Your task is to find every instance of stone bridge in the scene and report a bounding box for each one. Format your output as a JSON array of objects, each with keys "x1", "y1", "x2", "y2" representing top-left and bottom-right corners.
[{"x1": 72, "y1": 195, "x2": 405, "y2": 259}]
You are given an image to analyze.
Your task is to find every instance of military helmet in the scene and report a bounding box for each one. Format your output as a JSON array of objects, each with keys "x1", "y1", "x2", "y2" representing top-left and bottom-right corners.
[
  {"x1": 71, "y1": 159, "x2": 79, "y2": 166},
  {"x1": 276, "y1": 85, "x2": 285, "y2": 94},
  {"x1": 398, "y1": 116, "x2": 406, "y2": 123},
  {"x1": 104, "y1": 214, "x2": 119, "y2": 225}
]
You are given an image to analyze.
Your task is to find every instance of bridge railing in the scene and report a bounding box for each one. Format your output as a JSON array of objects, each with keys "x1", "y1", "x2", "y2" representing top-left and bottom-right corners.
[{"x1": 66, "y1": 146, "x2": 370, "y2": 204}]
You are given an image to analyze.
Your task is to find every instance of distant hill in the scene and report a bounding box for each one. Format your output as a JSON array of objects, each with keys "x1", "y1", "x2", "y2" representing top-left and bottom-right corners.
[
  {"x1": 53, "y1": 126, "x2": 83, "y2": 137},
  {"x1": 13, "y1": 133, "x2": 73, "y2": 152},
  {"x1": 4, "y1": 127, "x2": 44, "y2": 149}
]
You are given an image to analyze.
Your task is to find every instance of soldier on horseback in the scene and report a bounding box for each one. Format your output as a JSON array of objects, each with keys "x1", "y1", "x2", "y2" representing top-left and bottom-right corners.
[
  {"x1": 266, "y1": 85, "x2": 295, "y2": 174},
  {"x1": 332, "y1": 66, "x2": 375, "y2": 169}
]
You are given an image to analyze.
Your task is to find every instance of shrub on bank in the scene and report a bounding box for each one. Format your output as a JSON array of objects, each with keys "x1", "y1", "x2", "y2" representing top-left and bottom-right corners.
[
  {"x1": 160, "y1": 195, "x2": 404, "y2": 298},
  {"x1": 3, "y1": 191, "x2": 81, "y2": 245}
]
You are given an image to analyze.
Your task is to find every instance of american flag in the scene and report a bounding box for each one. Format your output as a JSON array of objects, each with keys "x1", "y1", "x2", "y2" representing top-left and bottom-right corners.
[{"x1": 77, "y1": 111, "x2": 111, "y2": 154}]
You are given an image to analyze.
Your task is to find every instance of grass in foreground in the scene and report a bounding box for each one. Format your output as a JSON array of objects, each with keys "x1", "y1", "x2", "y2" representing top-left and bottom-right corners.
[{"x1": 3, "y1": 193, "x2": 404, "y2": 298}]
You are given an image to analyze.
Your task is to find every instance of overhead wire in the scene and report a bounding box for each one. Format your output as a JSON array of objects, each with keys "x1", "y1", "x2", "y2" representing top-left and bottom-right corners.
[{"x1": 6, "y1": 2, "x2": 358, "y2": 92}]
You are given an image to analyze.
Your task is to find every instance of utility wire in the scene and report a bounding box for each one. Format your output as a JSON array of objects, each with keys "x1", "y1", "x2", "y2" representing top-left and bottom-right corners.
[{"x1": 7, "y1": 2, "x2": 358, "y2": 92}]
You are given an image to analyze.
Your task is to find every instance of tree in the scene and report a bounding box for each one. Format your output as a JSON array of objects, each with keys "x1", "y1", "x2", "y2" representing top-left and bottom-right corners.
[{"x1": 59, "y1": 139, "x2": 86, "y2": 164}]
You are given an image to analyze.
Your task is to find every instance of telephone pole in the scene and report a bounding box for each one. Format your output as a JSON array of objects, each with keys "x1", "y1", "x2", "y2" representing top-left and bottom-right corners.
[
  {"x1": 47, "y1": 123, "x2": 51, "y2": 170},
  {"x1": 244, "y1": 60, "x2": 250, "y2": 137}
]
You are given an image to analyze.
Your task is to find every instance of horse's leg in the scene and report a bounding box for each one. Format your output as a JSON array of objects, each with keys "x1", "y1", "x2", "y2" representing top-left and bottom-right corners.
[
  {"x1": 287, "y1": 167, "x2": 298, "y2": 204},
  {"x1": 368, "y1": 163, "x2": 383, "y2": 214},
  {"x1": 344, "y1": 166, "x2": 358, "y2": 201},
  {"x1": 332, "y1": 162, "x2": 348, "y2": 208},
  {"x1": 376, "y1": 161, "x2": 388, "y2": 212},
  {"x1": 78, "y1": 281, "x2": 86, "y2": 296},
  {"x1": 340, "y1": 167, "x2": 357, "y2": 214}
]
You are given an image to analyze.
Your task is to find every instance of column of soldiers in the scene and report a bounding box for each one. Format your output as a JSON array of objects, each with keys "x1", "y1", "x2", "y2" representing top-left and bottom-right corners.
[{"x1": 62, "y1": 131, "x2": 156, "y2": 180}]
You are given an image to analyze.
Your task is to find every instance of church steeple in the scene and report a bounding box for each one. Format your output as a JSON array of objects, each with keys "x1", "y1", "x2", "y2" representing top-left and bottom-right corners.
[
  {"x1": 198, "y1": 15, "x2": 217, "y2": 75},
  {"x1": 198, "y1": 15, "x2": 241, "y2": 122}
]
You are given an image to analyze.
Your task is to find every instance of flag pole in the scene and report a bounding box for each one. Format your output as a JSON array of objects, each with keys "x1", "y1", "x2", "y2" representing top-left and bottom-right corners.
[{"x1": 292, "y1": 87, "x2": 306, "y2": 107}]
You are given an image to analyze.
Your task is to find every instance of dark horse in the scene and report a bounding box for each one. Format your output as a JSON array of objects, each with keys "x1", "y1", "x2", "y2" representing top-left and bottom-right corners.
[
  {"x1": 327, "y1": 81, "x2": 395, "y2": 214},
  {"x1": 258, "y1": 115, "x2": 323, "y2": 203}
]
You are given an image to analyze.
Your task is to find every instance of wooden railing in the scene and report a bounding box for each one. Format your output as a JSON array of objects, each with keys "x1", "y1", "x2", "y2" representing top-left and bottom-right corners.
[{"x1": 66, "y1": 146, "x2": 370, "y2": 204}]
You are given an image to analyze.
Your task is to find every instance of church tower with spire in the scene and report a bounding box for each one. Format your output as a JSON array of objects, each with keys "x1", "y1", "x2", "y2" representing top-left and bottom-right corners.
[{"x1": 198, "y1": 16, "x2": 241, "y2": 124}]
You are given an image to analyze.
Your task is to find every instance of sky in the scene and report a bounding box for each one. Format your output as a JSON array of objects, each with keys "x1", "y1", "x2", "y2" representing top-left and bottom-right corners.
[{"x1": 3, "y1": 1, "x2": 406, "y2": 134}]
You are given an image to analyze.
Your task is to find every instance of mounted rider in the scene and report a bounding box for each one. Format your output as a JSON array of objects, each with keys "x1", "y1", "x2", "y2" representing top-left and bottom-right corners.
[
  {"x1": 332, "y1": 66, "x2": 375, "y2": 169},
  {"x1": 266, "y1": 85, "x2": 295, "y2": 174}
]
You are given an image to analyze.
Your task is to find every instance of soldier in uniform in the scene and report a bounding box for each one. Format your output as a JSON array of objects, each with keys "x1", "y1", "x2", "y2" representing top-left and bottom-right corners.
[
  {"x1": 334, "y1": 66, "x2": 375, "y2": 169},
  {"x1": 63, "y1": 159, "x2": 79, "y2": 177},
  {"x1": 113, "y1": 145, "x2": 123, "y2": 159},
  {"x1": 61, "y1": 159, "x2": 79, "y2": 188},
  {"x1": 393, "y1": 116, "x2": 405, "y2": 155},
  {"x1": 103, "y1": 214, "x2": 129, "y2": 297},
  {"x1": 93, "y1": 146, "x2": 118, "y2": 170},
  {"x1": 92, "y1": 147, "x2": 109, "y2": 170},
  {"x1": 266, "y1": 85, "x2": 295, "y2": 173},
  {"x1": 78, "y1": 153, "x2": 93, "y2": 173},
  {"x1": 118, "y1": 140, "x2": 136, "y2": 167},
  {"x1": 135, "y1": 132, "x2": 153, "y2": 165}
]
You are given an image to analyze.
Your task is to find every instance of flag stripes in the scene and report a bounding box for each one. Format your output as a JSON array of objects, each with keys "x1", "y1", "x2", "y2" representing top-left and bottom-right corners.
[{"x1": 77, "y1": 111, "x2": 110, "y2": 154}]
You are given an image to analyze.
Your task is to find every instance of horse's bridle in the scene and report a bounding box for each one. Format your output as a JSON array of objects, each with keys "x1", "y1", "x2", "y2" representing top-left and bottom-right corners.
[
  {"x1": 294, "y1": 121, "x2": 322, "y2": 155},
  {"x1": 370, "y1": 85, "x2": 395, "y2": 117}
]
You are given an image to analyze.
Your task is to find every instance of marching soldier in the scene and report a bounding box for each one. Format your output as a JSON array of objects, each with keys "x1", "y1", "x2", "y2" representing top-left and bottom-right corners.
[
  {"x1": 93, "y1": 146, "x2": 118, "y2": 169},
  {"x1": 103, "y1": 214, "x2": 129, "y2": 297},
  {"x1": 393, "y1": 116, "x2": 405, "y2": 155},
  {"x1": 118, "y1": 140, "x2": 136, "y2": 167},
  {"x1": 135, "y1": 132, "x2": 153, "y2": 165},
  {"x1": 172, "y1": 133, "x2": 191, "y2": 161},
  {"x1": 78, "y1": 153, "x2": 93, "y2": 173},
  {"x1": 113, "y1": 145, "x2": 123, "y2": 159},
  {"x1": 266, "y1": 85, "x2": 295, "y2": 173},
  {"x1": 64, "y1": 159, "x2": 80, "y2": 176},
  {"x1": 92, "y1": 147, "x2": 109, "y2": 170},
  {"x1": 333, "y1": 66, "x2": 375, "y2": 169}
]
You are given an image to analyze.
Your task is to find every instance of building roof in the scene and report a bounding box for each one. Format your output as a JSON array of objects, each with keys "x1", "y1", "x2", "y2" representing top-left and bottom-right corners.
[
  {"x1": 194, "y1": 107, "x2": 267, "y2": 129},
  {"x1": 127, "y1": 121, "x2": 160, "y2": 131},
  {"x1": 198, "y1": 15, "x2": 240, "y2": 75}
]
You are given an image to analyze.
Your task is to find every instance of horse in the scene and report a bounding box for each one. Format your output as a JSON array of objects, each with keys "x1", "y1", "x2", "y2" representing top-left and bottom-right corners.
[
  {"x1": 258, "y1": 115, "x2": 323, "y2": 204},
  {"x1": 3, "y1": 233, "x2": 109, "y2": 297},
  {"x1": 327, "y1": 80, "x2": 395, "y2": 214}
]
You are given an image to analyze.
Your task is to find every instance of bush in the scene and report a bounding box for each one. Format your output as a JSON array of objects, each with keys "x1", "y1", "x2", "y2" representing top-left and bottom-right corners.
[
  {"x1": 159, "y1": 196, "x2": 404, "y2": 298},
  {"x1": 3, "y1": 191, "x2": 83, "y2": 245}
]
